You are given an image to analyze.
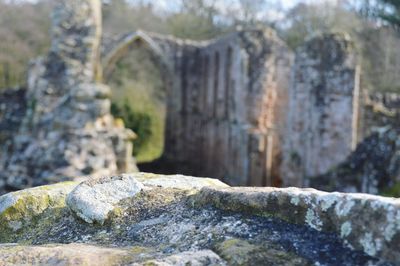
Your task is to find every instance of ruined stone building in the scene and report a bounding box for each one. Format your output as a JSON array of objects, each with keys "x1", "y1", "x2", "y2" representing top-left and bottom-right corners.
[
  {"x1": 0, "y1": 0, "x2": 136, "y2": 194},
  {"x1": 281, "y1": 33, "x2": 361, "y2": 187},
  {"x1": 102, "y1": 30, "x2": 364, "y2": 188},
  {"x1": 102, "y1": 30, "x2": 293, "y2": 186},
  {"x1": 1, "y1": 0, "x2": 393, "y2": 193}
]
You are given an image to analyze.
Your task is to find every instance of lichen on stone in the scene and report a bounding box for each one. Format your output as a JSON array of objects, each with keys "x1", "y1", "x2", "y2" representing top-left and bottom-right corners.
[
  {"x1": 0, "y1": 176, "x2": 395, "y2": 265},
  {"x1": 0, "y1": 182, "x2": 77, "y2": 242},
  {"x1": 305, "y1": 209, "x2": 323, "y2": 231},
  {"x1": 340, "y1": 222, "x2": 352, "y2": 238}
]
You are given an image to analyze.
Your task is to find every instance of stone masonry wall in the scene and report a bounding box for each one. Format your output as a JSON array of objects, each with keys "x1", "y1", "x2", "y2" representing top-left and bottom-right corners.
[
  {"x1": 103, "y1": 29, "x2": 293, "y2": 186},
  {"x1": 360, "y1": 91, "x2": 400, "y2": 138},
  {"x1": 0, "y1": 1, "x2": 368, "y2": 191},
  {"x1": 282, "y1": 33, "x2": 361, "y2": 187},
  {"x1": 0, "y1": 0, "x2": 136, "y2": 194}
]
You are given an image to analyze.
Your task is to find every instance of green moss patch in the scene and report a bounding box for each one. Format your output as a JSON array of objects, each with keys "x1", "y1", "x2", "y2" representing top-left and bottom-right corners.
[{"x1": 0, "y1": 182, "x2": 77, "y2": 243}]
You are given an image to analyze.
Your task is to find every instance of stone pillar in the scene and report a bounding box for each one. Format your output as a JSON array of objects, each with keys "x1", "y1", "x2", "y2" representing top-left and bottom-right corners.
[
  {"x1": 0, "y1": 0, "x2": 137, "y2": 193},
  {"x1": 25, "y1": 0, "x2": 107, "y2": 131},
  {"x1": 282, "y1": 32, "x2": 360, "y2": 187},
  {"x1": 51, "y1": 0, "x2": 102, "y2": 82}
]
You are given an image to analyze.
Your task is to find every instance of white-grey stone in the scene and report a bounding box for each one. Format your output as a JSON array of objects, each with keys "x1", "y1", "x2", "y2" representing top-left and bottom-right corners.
[
  {"x1": 140, "y1": 250, "x2": 226, "y2": 266},
  {"x1": 135, "y1": 173, "x2": 229, "y2": 190},
  {"x1": 66, "y1": 174, "x2": 144, "y2": 224}
]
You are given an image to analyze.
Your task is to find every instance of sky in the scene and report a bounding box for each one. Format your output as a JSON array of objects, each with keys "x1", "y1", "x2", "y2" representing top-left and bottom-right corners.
[
  {"x1": 136, "y1": 0, "x2": 338, "y2": 10},
  {"x1": 131, "y1": 0, "x2": 339, "y2": 21},
  {"x1": 18, "y1": 0, "x2": 337, "y2": 10}
]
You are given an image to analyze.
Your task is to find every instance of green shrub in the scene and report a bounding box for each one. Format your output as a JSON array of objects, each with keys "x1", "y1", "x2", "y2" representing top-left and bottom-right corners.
[
  {"x1": 111, "y1": 101, "x2": 152, "y2": 157},
  {"x1": 381, "y1": 182, "x2": 400, "y2": 198}
]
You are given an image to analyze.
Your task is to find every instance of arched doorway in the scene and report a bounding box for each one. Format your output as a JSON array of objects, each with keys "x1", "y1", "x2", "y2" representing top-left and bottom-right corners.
[{"x1": 102, "y1": 31, "x2": 174, "y2": 165}]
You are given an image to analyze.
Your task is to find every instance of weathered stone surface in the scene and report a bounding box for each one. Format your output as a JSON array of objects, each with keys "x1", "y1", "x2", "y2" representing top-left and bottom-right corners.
[
  {"x1": 361, "y1": 92, "x2": 400, "y2": 137},
  {"x1": 0, "y1": 182, "x2": 78, "y2": 242},
  {"x1": 0, "y1": 245, "x2": 224, "y2": 266},
  {"x1": 0, "y1": 244, "x2": 135, "y2": 266},
  {"x1": 103, "y1": 29, "x2": 294, "y2": 187},
  {"x1": 66, "y1": 173, "x2": 228, "y2": 225},
  {"x1": 67, "y1": 174, "x2": 143, "y2": 224},
  {"x1": 215, "y1": 238, "x2": 308, "y2": 266},
  {"x1": 140, "y1": 250, "x2": 226, "y2": 266},
  {"x1": 311, "y1": 126, "x2": 400, "y2": 194},
  {"x1": 0, "y1": 88, "x2": 26, "y2": 145},
  {"x1": 311, "y1": 91, "x2": 400, "y2": 195},
  {"x1": 0, "y1": 0, "x2": 136, "y2": 194},
  {"x1": 282, "y1": 32, "x2": 360, "y2": 187},
  {"x1": 0, "y1": 173, "x2": 395, "y2": 265},
  {"x1": 135, "y1": 172, "x2": 229, "y2": 190},
  {"x1": 195, "y1": 186, "x2": 400, "y2": 263}
]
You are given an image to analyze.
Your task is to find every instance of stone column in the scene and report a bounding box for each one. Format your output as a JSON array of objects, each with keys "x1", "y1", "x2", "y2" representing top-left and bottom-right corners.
[
  {"x1": 282, "y1": 32, "x2": 360, "y2": 187},
  {"x1": 0, "y1": 0, "x2": 137, "y2": 193},
  {"x1": 50, "y1": 0, "x2": 102, "y2": 83}
]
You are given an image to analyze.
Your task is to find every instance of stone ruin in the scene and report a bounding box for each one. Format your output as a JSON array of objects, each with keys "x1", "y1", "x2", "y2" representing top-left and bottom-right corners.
[
  {"x1": 102, "y1": 30, "x2": 293, "y2": 186},
  {"x1": 103, "y1": 30, "x2": 363, "y2": 189},
  {"x1": 0, "y1": 0, "x2": 399, "y2": 195},
  {"x1": 309, "y1": 91, "x2": 400, "y2": 194},
  {"x1": 281, "y1": 33, "x2": 360, "y2": 187},
  {"x1": 0, "y1": 0, "x2": 136, "y2": 194},
  {"x1": 0, "y1": 1, "x2": 399, "y2": 265},
  {"x1": 0, "y1": 172, "x2": 399, "y2": 264}
]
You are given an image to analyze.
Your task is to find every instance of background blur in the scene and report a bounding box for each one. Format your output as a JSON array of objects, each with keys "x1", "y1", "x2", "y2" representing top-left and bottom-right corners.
[{"x1": 1, "y1": 0, "x2": 399, "y2": 163}]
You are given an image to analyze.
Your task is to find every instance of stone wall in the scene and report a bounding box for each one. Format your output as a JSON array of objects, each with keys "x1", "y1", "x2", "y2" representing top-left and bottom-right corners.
[
  {"x1": 103, "y1": 29, "x2": 293, "y2": 186},
  {"x1": 310, "y1": 126, "x2": 400, "y2": 194},
  {"x1": 0, "y1": 0, "x2": 136, "y2": 194},
  {"x1": 0, "y1": 88, "x2": 26, "y2": 145},
  {"x1": 310, "y1": 92, "x2": 400, "y2": 194},
  {"x1": 0, "y1": 0, "x2": 389, "y2": 192},
  {"x1": 360, "y1": 91, "x2": 400, "y2": 137},
  {"x1": 282, "y1": 33, "x2": 361, "y2": 187}
]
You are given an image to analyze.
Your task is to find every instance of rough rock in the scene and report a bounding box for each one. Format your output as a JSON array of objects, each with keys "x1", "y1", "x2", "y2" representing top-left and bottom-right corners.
[
  {"x1": 361, "y1": 91, "x2": 400, "y2": 138},
  {"x1": 135, "y1": 172, "x2": 229, "y2": 190},
  {"x1": 0, "y1": 88, "x2": 26, "y2": 145},
  {"x1": 0, "y1": 173, "x2": 397, "y2": 265},
  {"x1": 0, "y1": 182, "x2": 78, "y2": 242},
  {"x1": 0, "y1": 244, "x2": 224, "y2": 266},
  {"x1": 195, "y1": 186, "x2": 400, "y2": 263},
  {"x1": 0, "y1": 244, "x2": 135, "y2": 266},
  {"x1": 66, "y1": 173, "x2": 228, "y2": 224},
  {"x1": 67, "y1": 174, "x2": 144, "y2": 224},
  {"x1": 311, "y1": 126, "x2": 400, "y2": 195},
  {"x1": 215, "y1": 238, "x2": 307, "y2": 266},
  {"x1": 141, "y1": 250, "x2": 226, "y2": 266}
]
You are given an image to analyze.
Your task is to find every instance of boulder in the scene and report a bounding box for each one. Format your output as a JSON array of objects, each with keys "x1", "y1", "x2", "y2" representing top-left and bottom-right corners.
[
  {"x1": 0, "y1": 173, "x2": 397, "y2": 265},
  {"x1": 194, "y1": 186, "x2": 400, "y2": 262},
  {"x1": 0, "y1": 182, "x2": 78, "y2": 242},
  {"x1": 66, "y1": 174, "x2": 144, "y2": 224}
]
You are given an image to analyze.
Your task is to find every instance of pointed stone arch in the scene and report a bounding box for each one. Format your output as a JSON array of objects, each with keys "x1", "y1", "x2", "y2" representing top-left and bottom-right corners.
[{"x1": 102, "y1": 30, "x2": 173, "y2": 83}]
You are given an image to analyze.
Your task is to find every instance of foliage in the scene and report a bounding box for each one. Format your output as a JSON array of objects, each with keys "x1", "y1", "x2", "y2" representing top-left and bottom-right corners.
[
  {"x1": 3, "y1": 0, "x2": 400, "y2": 162},
  {"x1": 0, "y1": 0, "x2": 52, "y2": 89},
  {"x1": 111, "y1": 102, "x2": 152, "y2": 158},
  {"x1": 381, "y1": 182, "x2": 400, "y2": 197},
  {"x1": 280, "y1": 1, "x2": 400, "y2": 93},
  {"x1": 108, "y1": 47, "x2": 166, "y2": 163},
  {"x1": 377, "y1": 0, "x2": 400, "y2": 28},
  {"x1": 279, "y1": 3, "x2": 364, "y2": 49}
]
